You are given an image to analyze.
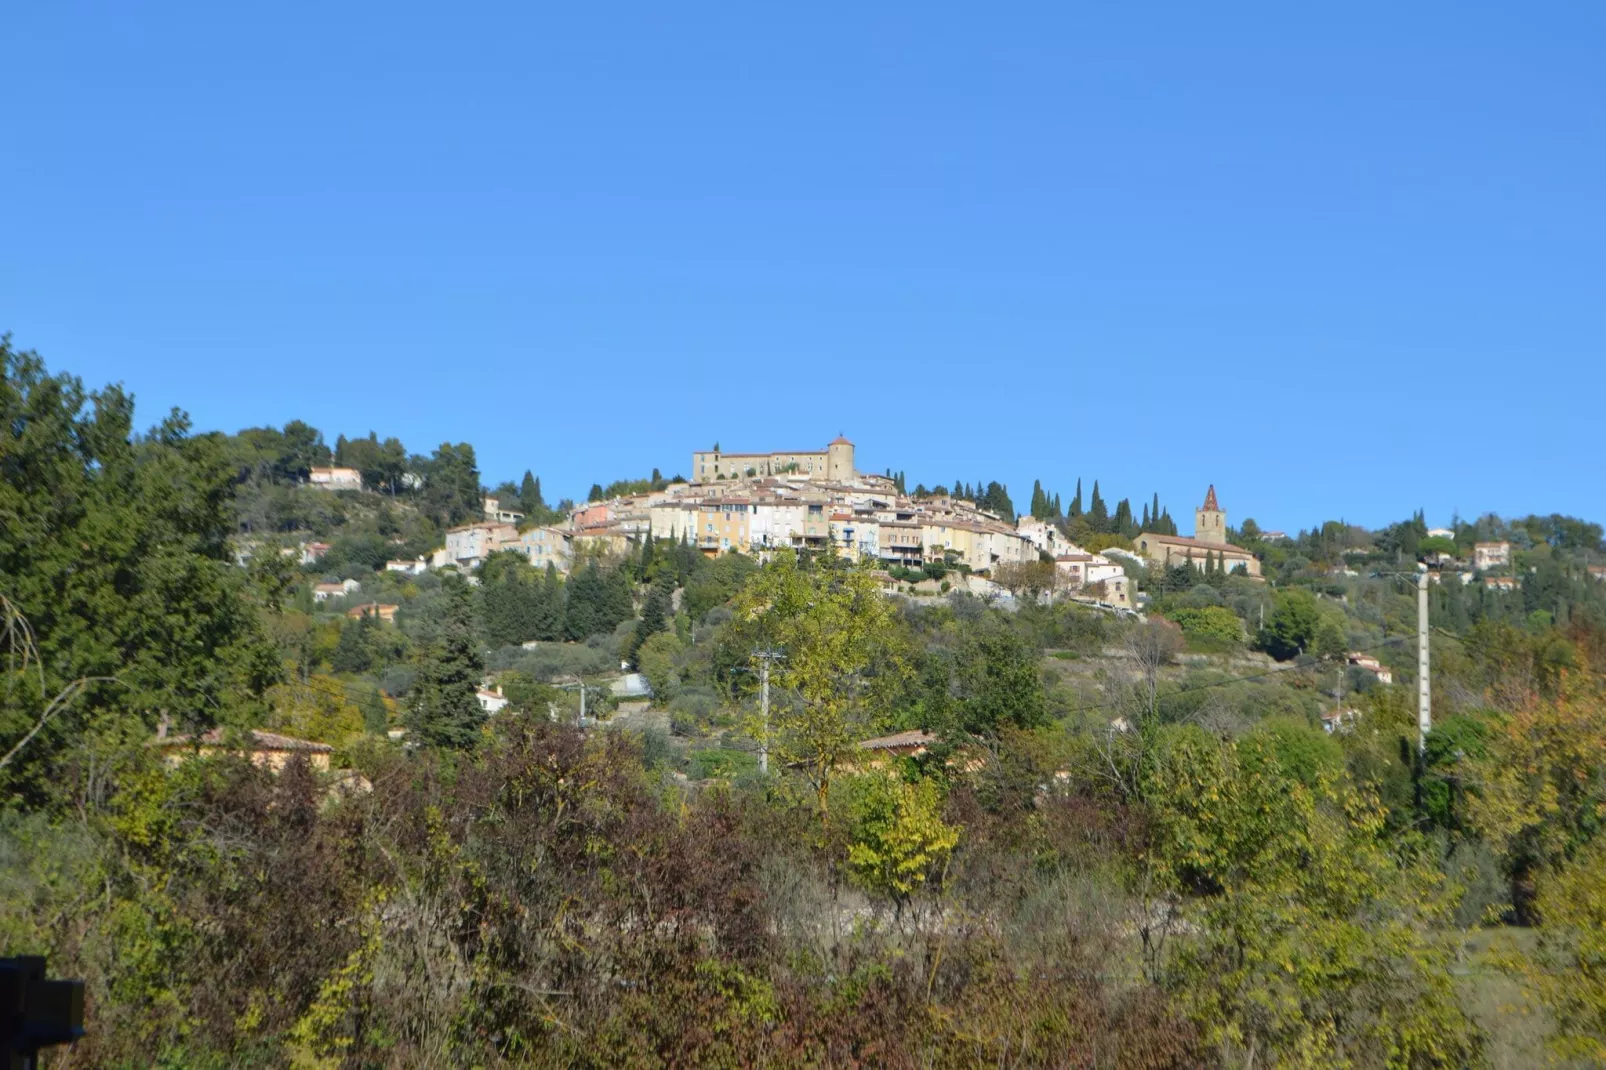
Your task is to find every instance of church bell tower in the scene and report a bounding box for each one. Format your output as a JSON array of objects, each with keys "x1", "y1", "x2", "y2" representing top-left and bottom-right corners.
[{"x1": 1195, "y1": 485, "x2": 1227, "y2": 545}]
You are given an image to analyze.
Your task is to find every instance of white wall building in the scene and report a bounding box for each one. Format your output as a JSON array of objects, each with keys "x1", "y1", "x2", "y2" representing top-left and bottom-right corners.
[{"x1": 308, "y1": 466, "x2": 363, "y2": 490}]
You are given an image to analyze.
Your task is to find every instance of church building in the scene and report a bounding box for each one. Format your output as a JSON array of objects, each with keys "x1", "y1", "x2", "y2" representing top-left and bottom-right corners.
[{"x1": 1133, "y1": 486, "x2": 1262, "y2": 578}]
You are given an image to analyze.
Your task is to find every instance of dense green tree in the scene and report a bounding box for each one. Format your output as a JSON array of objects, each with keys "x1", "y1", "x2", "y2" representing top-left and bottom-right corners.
[
  {"x1": 280, "y1": 419, "x2": 331, "y2": 482},
  {"x1": 624, "y1": 580, "x2": 671, "y2": 665},
  {"x1": 979, "y1": 481, "x2": 1014, "y2": 521},
  {"x1": 534, "y1": 563, "x2": 565, "y2": 642},
  {"x1": 1258, "y1": 588, "x2": 1323, "y2": 660},
  {"x1": 330, "y1": 613, "x2": 376, "y2": 674},
  {"x1": 421, "y1": 442, "x2": 482, "y2": 527},
  {"x1": 407, "y1": 577, "x2": 484, "y2": 748},
  {"x1": 519, "y1": 470, "x2": 545, "y2": 514},
  {"x1": 563, "y1": 561, "x2": 633, "y2": 640},
  {"x1": 1070, "y1": 477, "x2": 1083, "y2": 518},
  {"x1": 948, "y1": 619, "x2": 1047, "y2": 735},
  {"x1": 0, "y1": 338, "x2": 279, "y2": 796},
  {"x1": 361, "y1": 685, "x2": 389, "y2": 735},
  {"x1": 1089, "y1": 480, "x2": 1108, "y2": 531}
]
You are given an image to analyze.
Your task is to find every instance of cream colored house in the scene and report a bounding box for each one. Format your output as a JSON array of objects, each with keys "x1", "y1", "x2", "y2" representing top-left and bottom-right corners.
[
  {"x1": 517, "y1": 526, "x2": 573, "y2": 573},
  {"x1": 308, "y1": 466, "x2": 363, "y2": 490},
  {"x1": 442, "y1": 522, "x2": 519, "y2": 570},
  {"x1": 153, "y1": 727, "x2": 333, "y2": 772}
]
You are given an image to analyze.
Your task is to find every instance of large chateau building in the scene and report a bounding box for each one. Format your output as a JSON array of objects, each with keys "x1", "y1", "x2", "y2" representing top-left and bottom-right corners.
[
  {"x1": 691, "y1": 437, "x2": 855, "y2": 483},
  {"x1": 1134, "y1": 485, "x2": 1261, "y2": 577}
]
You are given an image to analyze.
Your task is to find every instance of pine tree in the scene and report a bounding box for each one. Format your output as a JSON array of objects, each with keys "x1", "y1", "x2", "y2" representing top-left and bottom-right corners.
[
  {"x1": 587, "y1": 483, "x2": 604, "y2": 502},
  {"x1": 1070, "y1": 478, "x2": 1083, "y2": 518},
  {"x1": 409, "y1": 577, "x2": 485, "y2": 749},
  {"x1": 334, "y1": 433, "x2": 350, "y2": 466}
]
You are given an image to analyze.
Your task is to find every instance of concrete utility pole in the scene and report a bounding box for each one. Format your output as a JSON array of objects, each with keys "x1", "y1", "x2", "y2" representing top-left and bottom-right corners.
[
  {"x1": 750, "y1": 649, "x2": 785, "y2": 775},
  {"x1": 1417, "y1": 571, "x2": 1431, "y2": 755},
  {"x1": 559, "y1": 675, "x2": 588, "y2": 729}
]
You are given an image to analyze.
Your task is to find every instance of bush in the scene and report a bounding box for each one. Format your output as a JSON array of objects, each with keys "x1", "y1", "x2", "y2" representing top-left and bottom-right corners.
[{"x1": 1167, "y1": 605, "x2": 1245, "y2": 647}]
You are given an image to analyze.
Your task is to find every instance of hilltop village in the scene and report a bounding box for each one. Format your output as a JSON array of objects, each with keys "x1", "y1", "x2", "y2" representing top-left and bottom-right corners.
[{"x1": 356, "y1": 436, "x2": 1264, "y2": 612}]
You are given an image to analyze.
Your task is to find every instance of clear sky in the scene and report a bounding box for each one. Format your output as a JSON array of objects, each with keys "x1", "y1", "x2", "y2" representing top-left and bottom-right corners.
[{"x1": 4, "y1": 2, "x2": 1603, "y2": 531}]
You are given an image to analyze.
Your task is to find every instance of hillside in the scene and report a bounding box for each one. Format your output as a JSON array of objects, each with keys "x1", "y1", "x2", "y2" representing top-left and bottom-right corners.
[{"x1": 7, "y1": 340, "x2": 1606, "y2": 1066}]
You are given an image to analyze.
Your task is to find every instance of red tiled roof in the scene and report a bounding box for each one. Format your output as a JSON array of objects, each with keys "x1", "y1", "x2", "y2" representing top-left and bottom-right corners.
[
  {"x1": 858, "y1": 730, "x2": 938, "y2": 751},
  {"x1": 155, "y1": 728, "x2": 333, "y2": 753},
  {"x1": 830, "y1": 436, "x2": 853, "y2": 446},
  {"x1": 1138, "y1": 533, "x2": 1253, "y2": 556},
  {"x1": 1202, "y1": 485, "x2": 1220, "y2": 511}
]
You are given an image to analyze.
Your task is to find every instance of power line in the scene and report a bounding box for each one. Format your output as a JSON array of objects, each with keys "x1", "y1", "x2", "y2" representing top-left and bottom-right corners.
[{"x1": 1057, "y1": 635, "x2": 1412, "y2": 720}]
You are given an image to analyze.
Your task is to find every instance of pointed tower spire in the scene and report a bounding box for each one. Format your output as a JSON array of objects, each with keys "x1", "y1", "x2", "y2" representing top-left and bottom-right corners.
[{"x1": 1202, "y1": 484, "x2": 1220, "y2": 511}]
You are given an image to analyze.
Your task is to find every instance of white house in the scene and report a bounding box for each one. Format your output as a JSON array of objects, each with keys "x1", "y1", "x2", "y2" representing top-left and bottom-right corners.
[
  {"x1": 308, "y1": 466, "x2": 363, "y2": 490},
  {"x1": 443, "y1": 522, "x2": 519, "y2": 571},
  {"x1": 385, "y1": 558, "x2": 428, "y2": 575},
  {"x1": 312, "y1": 578, "x2": 361, "y2": 602},
  {"x1": 476, "y1": 686, "x2": 509, "y2": 714},
  {"x1": 1016, "y1": 516, "x2": 1061, "y2": 557},
  {"x1": 1473, "y1": 542, "x2": 1512, "y2": 571}
]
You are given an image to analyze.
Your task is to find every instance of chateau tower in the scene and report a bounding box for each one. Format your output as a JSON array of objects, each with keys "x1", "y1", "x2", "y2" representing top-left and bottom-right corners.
[
  {"x1": 826, "y1": 435, "x2": 855, "y2": 482},
  {"x1": 1194, "y1": 485, "x2": 1227, "y2": 545}
]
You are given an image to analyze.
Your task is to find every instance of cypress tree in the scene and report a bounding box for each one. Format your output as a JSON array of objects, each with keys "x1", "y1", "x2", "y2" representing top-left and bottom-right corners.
[
  {"x1": 520, "y1": 470, "x2": 544, "y2": 514},
  {"x1": 1089, "y1": 481, "x2": 1108, "y2": 531},
  {"x1": 564, "y1": 561, "x2": 606, "y2": 640},
  {"x1": 625, "y1": 580, "x2": 671, "y2": 664},
  {"x1": 1070, "y1": 478, "x2": 1083, "y2": 518},
  {"x1": 362, "y1": 685, "x2": 389, "y2": 735},
  {"x1": 534, "y1": 562, "x2": 564, "y2": 641},
  {"x1": 1030, "y1": 480, "x2": 1046, "y2": 519},
  {"x1": 1052, "y1": 492, "x2": 1062, "y2": 517},
  {"x1": 1151, "y1": 492, "x2": 1161, "y2": 527},
  {"x1": 1141, "y1": 503, "x2": 1151, "y2": 530},
  {"x1": 331, "y1": 613, "x2": 375, "y2": 674},
  {"x1": 409, "y1": 577, "x2": 485, "y2": 749}
]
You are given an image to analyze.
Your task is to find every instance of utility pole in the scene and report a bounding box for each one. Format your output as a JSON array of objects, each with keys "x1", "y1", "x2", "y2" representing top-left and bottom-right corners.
[
  {"x1": 1417, "y1": 571, "x2": 1431, "y2": 755},
  {"x1": 559, "y1": 674, "x2": 588, "y2": 729},
  {"x1": 750, "y1": 648, "x2": 785, "y2": 775}
]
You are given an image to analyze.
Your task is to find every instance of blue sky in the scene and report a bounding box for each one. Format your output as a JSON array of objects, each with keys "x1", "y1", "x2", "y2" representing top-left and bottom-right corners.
[{"x1": 4, "y1": 3, "x2": 1602, "y2": 531}]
